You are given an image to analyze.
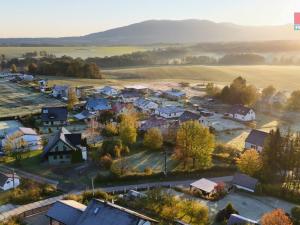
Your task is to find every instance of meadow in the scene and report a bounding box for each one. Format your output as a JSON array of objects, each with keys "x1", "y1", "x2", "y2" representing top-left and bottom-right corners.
[
  {"x1": 104, "y1": 65, "x2": 300, "y2": 90},
  {"x1": 0, "y1": 46, "x2": 148, "y2": 59}
]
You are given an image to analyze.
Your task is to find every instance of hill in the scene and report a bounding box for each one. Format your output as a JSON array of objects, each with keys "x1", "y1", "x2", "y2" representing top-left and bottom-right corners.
[{"x1": 0, "y1": 20, "x2": 299, "y2": 46}]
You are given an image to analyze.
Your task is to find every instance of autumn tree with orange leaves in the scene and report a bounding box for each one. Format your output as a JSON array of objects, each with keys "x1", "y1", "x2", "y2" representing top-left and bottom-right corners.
[{"x1": 261, "y1": 209, "x2": 292, "y2": 225}]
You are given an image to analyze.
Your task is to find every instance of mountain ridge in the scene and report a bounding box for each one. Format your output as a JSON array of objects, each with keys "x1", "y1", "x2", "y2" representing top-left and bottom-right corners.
[{"x1": 0, "y1": 19, "x2": 299, "y2": 45}]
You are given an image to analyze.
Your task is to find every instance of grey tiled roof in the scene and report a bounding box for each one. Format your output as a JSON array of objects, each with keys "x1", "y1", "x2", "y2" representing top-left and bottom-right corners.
[
  {"x1": 41, "y1": 106, "x2": 68, "y2": 122},
  {"x1": 245, "y1": 129, "x2": 269, "y2": 147},
  {"x1": 46, "y1": 200, "x2": 86, "y2": 225},
  {"x1": 232, "y1": 173, "x2": 258, "y2": 191},
  {"x1": 228, "y1": 105, "x2": 252, "y2": 116}
]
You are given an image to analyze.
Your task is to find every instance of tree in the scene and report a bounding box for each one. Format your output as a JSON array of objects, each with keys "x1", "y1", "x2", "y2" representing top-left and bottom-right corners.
[
  {"x1": 3, "y1": 135, "x2": 28, "y2": 163},
  {"x1": 219, "y1": 76, "x2": 258, "y2": 106},
  {"x1": 261, "y1": 209, "x2": 292, "y2": 225},
  {"x1": 27, "y1": 63, "x2": 38, "y2": 74},
  {"x1": 262, "y1": 85, "x2": 276, "y2": 100},
  {"x1": 262, "y1": 129, "x2": 283, "y2": 181},
  {"x1": 102, "y1": 123, "x2": 118, "y2": 137},
  {"x1": 143, "y1": 128, "x2": 163, "y2": 150},
  {"x1": 119, "y1": 114, "x2": 137, "y2": 146},
  {"x1": 287, "y1": 90, "x2": 300, "y2": 111},
  {"x1": 175, "y1": 120, "x2": 215, "y2": 168},
  {"x1": 215, "y1": 203, "x2": 239, "y2": 223},
  {"x1": 67, "y1": 87, "x2": 78, "y2": 111},
  {"x1": 10, "y1": 64, "x2": 17, "y2": 73},
  {"x1": 237, "y1": 149, "x2": 262, "y2": 176}
]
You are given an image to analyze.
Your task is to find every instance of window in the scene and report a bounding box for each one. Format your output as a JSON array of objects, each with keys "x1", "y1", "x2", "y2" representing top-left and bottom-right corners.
[
  {"x1": 60, "y1": 155, "x2": 63, "y2": 159},
  {"x1": 63, "y1": 146, "x2": 67, "y2": 151},
  {"x1": 55, "y1": 146, "x2": 58, "y2": 151},
  {"x1": 53, "y1": 155, "x2": 57, "y2": 160}
]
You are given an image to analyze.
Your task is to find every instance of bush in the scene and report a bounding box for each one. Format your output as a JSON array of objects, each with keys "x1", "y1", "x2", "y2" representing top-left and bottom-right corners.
[
  {"x1": 100, "y1": 154, "x2": 113, "y2": 169},
  {"x1": 144, "y1": 167, "x2": 153, "y2": 175},
  {"x1": 102, "y1": 123, "x2": 118, "y2": 137},
  {"x1": 64, "y1": 190, "x2": 112, "y2": 205},
  {"x1": 8, "y1": 179, "x2": 59, "y2": 205},
  {"x1": 102, "y1": 139, "x2": 122, "y2": 157},
  {"x1": 3, "y1": 216, "x2": 26, "y2": 225}
]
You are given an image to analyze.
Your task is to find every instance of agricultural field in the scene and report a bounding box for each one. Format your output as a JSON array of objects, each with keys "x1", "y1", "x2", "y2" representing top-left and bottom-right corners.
[
  {"x1": 0, "y1": 46, "x2": 148, "y2": 59},
  {"x1": 104, "y1": 65, "x2": 300, "y2": 90},
  {"x1": 0, "y1": 80, "x2": 63, "y2": 118}
]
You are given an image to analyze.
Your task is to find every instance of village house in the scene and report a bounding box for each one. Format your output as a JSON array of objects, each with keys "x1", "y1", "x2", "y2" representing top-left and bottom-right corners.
[
  {"x1": 163, "y1": 89, "x2": 186, "y2": 101},
  {"x1": 46, "y1": 198, "x2": 158, "y2": 225},
  {"x1": 245, "y1": 129, "x2": 269, "y2": 152},
  {"x1": 42, "y1": 127, "x2": 87, "y2": 165},
  {"x1": 76, "y1": 85, "x2": 94, "y2": 99},
  {"x1": 51, "y1": 85, "x2": 69, "y2": 98},
  {"x1": 231, "y1": 173, "x2": 258, "y2": 193},
  {"x1": 120, "y1": 91, "x2": 143, "y2": 103},
  {"x1": 0, "y1": 172, "x2": 20, "y2": 191},
  {"x1": 1, "y1": 127, "x2": 42, "y2": 151},
  {"x1": 97, "y1": 86, "x2": 119, "y2": 97},
  {"x1": 269, "y1": 91, "x2": 289, "y2": 106},
  {"x1": 134, "y1": 98, "x2": 159, "y2": 113},
  {"x1": 155, "y1": 106, "x2": 184, "y2": 119},
  {"x1": 124, "y1": 84, "x2": 149, "y2": 95},
  {"x1": 227, "y1": 214, "x2": 258, "y2": 225},
  {"x1": 179, "y1": 111, "x2": 200, "y2": 123},
  {"x1": 190, "y1": 178, "x2": 217, "y2": 197},
  {"x1": 225, "y1": 105, "x2": 256, "y2": 122},
  {"x1": 85, "y1": 98, "x2": 111, "y2": 112},
  {"x1": 139, "y1": 116, "x2": 169, "y2": 134},
  {"x1": 41, "y1": 106, "x2": 68, "y2": 127},
  {"x1": 112, "y1": 102, "x2": 135, "y2": 115},
  {"x1": 74, "y1": 110, "x2": 96, "y2": 121}
]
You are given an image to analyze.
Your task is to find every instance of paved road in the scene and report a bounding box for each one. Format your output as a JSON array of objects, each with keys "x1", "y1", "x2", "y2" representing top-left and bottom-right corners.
[
  {"x1": 0, "y1": 176, "x2": 233, "y2": 221},
  {"x1": 0, "y1": 164, "x2": 59, "y2": 187}
]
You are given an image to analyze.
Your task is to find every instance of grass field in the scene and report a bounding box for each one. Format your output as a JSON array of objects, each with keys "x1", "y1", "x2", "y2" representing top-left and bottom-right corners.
[
  {"x1": 104, "y1": 65, "x2": 300, "y2": 90},
  {"x1": 0, "y1": 46, "x2": 148, "y2": 59},
  {"x1": 0, "y1": 80, "x2": 63, "y2": 118}
]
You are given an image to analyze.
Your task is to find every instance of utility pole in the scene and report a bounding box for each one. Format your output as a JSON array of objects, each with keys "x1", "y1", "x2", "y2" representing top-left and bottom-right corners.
[
  {"x1": 91, "y1": 176, "x2": 95, "y2": 196},
  {"x1": 12, "y1": 168, "x2": 15, "y2": 190},
  {"x1": 164, "y1": 150, "x2": 167, "y2": 176}
]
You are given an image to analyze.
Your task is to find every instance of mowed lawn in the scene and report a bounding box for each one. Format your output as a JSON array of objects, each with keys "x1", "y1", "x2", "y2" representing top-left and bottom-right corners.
[
  {"x1": 104, "y1": 65, "x2": 300, "y2": 90},
  {"x1": 0, "y1": 80, "x2": 63, "y2": 118}
]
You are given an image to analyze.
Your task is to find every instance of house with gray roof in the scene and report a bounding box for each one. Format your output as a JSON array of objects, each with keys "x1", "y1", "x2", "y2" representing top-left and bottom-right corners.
[
  {"x1": 134, "y1": 98, "x2": 159, "y2": 113},
  {"x1": 97, "y1": 86, "x2": 119, "y2": 97},
  {"x1": 179, "y1": 111, "x2": 200, "y2": 123},
  {"x1": 41, "y1": 106, "x2": 68, "y2": 127},
  {"x1": 155, "y1": 106, "x2": 184, "y2": 119},
  {"x1": 42, "y1": 127, "x2": 87, "y2": 165},
  {"x1": 232, "y1": 173, "x2": 258, "y2": 193},
  {"x1": 52, "y1": 85, "x2": 69, "y2": 98},
  {"x1": 85, "y1": 98, "x2": 111, "y2": 112},
  {"x1": 47, "y1": 198, "x2": 158, "y2": 225},
  {"x1": 163, "y1": 89, "x2": 186, "y2": 100},
  {"x1": 245, "y1": 129, "x2": 269, "y2": 152},
  {"x1": 226, "y1": 105, "x2": 255, "y2": 122},
  {"x1": 227, "y1": 214, "x2": 258, "y2": 225}
]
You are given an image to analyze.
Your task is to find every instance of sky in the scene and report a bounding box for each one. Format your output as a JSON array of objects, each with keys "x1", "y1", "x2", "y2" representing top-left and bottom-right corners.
[{"x1": 1, "y1": 0, "x2": 300, "y2": 38}]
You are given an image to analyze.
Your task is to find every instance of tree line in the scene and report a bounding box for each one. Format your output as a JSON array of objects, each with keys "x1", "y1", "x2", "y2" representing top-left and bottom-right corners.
[{"x1": 3, "y1": 56, "x2": 102, "y2": 78}]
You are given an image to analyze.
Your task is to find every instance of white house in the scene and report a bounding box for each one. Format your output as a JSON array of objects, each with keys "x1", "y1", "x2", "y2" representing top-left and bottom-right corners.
[
  {"x1": 155, "y1": 106, "x2": 184, "y2": 119},
  {"x1": 245, "y1": 129, "x2": 269, "y2": 152},
  {"x1": 226, "y1": 105, "x2": 255, "y2": 122},
  {"x1": 134, "y1": 98, "x2": 159, "y2": 113},
  {"x1": 2, "y1": 127, "x2": 42, "y2": 151},
  {"x1": 0, "y1": 172, "x2": 20, "y2": 191},
  {"x1": 120, "y1": 91, "x2": 143, "y2": 103}
]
